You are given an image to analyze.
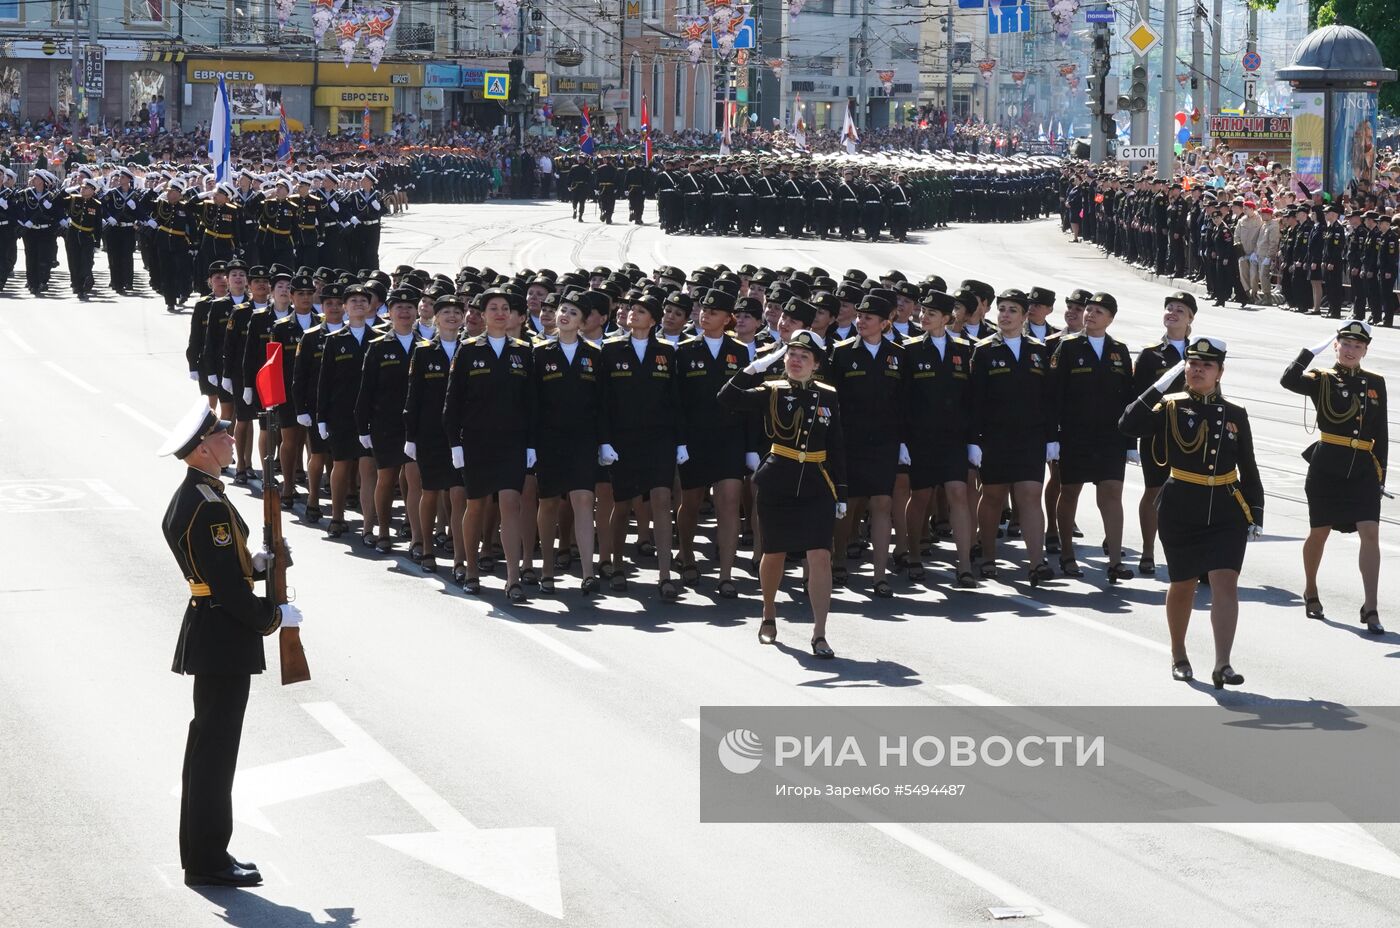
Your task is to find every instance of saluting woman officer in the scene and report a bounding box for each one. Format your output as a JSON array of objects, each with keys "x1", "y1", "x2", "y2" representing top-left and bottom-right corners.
[
  {"x1": 1280, "y1": 320, "x2": 1388, "y2": 634},
  {"x1": 1120, "y1": 337, "x2": 1265, "y2": 689},
  {"x1": 719, "y1": 330, "x2": 847, "y2": 659}
]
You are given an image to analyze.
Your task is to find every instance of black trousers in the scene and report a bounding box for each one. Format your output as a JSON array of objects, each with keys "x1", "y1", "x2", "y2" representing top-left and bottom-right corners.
[
  {"x1": 104, "y1": 225, "x2": 136, "y2": 291},
  {"x1": 0, "y1": 224, "x2": 15, "y2": 287},
  {"x1": 22, "y1": 227, "x2": 57, "y2": 293},
  {"x1": 181, "y1": 673, "x2": 251, "y2": 873},
  {"x1": 63, "y1": 231, "x2": 95, "y2": 294}
]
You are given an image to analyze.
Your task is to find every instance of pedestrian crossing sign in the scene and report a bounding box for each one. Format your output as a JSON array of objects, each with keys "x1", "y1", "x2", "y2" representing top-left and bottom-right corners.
[{"x1": 484, "y1": 72, "x2": 509, "y2": 100}]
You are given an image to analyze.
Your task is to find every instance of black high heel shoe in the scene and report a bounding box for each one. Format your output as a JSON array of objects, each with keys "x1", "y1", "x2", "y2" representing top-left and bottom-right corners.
[
  {"x1": 1361, "y1": 608, "x2": 1385, "y2": 635},
  {"x1": 1304, "y1": 596, "x2": 1325, "y2": 619},
  {"x1": 1171, "y1": 660, "x2": 1194, "y2": 682},
  {"x1": 1028, "y1": 562, "x2": 1055, "y2": 587},
  {"x1": 1211, "y1": 665, "x2": 1244, "y2": 689},
  {"x1": 1105, "y1": 562, "x2": 1134, "y2": 585},
  {"x1": 1058, "y1": 557, "x2": 1084, "y2": 578}
]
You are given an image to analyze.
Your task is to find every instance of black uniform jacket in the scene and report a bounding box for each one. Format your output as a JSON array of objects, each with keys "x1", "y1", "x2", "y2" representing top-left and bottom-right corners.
[
  {"x1": 675, "y1": 334, "x2": 746, "y2": 443},
  {"x1": 598, "y1": 333, "x2": 679, "y2": 445},
  {"x1": 403, "y1": 337, "x2": 459, "y2": 448},
  {"x1": 292, "y1": 321, "x2": 341, "y2": 421},
  {"x1": 902, "y1": 332, "x2": 972, "y2": 441},
  {"x1": 315, "y1": 325, "x2": 374, "y2": 435},
  {"x1": 969, "y1": 332, "x2": 1053, "y2": 447},
  {"x1": 719, "y1": 370, "x2": 847, "y2": 502},
  {"x1": 1280, "y1": 351, "x2": 1388, "y2": 484},
  {"x1": 162, "y1": 468, "x2": 279, "y2": 676},
  {"x1": 1119, "y1": 386, "x2": 1265, "y2": 528},
  {"x1": 531, "y1": 337, "x2": 607, "y2": 445},
  {"x1": 443, "y1": 335, "x2": 535, "y2": 447},
  {"x1": 830, "y1": 335, "x2": 907, "y2": 441},
  {"x1": 355, "y1": 330, "x2": 423, "y2": 439},
  {"x1": 1047, "y1": 333, "x2": 1136, "y2": 448}
]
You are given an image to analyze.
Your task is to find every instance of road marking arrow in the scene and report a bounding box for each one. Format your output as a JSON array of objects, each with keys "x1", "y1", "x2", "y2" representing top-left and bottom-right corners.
[{"x1": 303, "y1": 702, "x2": 564, "y2": 919}]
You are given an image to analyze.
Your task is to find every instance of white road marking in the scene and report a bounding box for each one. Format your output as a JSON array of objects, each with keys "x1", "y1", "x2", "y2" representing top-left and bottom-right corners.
[
  {"x1": 113, "y1": 402, "x2": 170, "y2": 435},
  {"x1": 936, "y1": 684, "x2": 1012, "y2": 706},
  {"x1": 303, "y1": 702, "x2": 564, "y2": 918},
  {"x1": 79, "y1": 478, "x2": 136, "y2": 510},
  {"x1": 492, "y1": 611, "x2": 607, "y2": 672},
  {"x1": 5, "y1": 330, "x2": 36, "y2": 354},
  {"x1": 43, "y1": 360, "x2": 100, "y2": 394},
  {"x1": 151, "y1": 864, "x2": 174, "y2": 888},
  {"x1": 980, "y1": 588, "x2": 1171, "y2": 655}
]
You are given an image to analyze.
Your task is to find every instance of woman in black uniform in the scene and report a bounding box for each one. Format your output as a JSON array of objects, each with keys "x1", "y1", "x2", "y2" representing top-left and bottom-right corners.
[
  {"x1": 403, "y1": 294, "x2": 467, "y2": 581},
  {"x1": 1120, "y1": 337, "x2": 1264, "y2": 688},
  {"x1": 719, "y1": 330, "x2": 846, "y2": 659},
  {"x1": 1280, "y1": 320, "x2": 1388, "y2": 634}
]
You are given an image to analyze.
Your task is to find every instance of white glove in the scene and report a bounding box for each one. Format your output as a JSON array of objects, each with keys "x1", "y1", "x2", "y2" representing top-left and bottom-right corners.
[
  {"x1": 125, "y1": 198, "x2": 135, "y2": 210},
  {"x1": 221, "y1": 377, "x2": 233, "y2": 394},
  {"x1": 103, "y1": 216, "x2": 115, "y2": 227},
  {"x1": 835, "y1": 502, "x2": 848, "y2": 520},
  {"x1": 296, "y1": 413, "x2": 312, "y2": 427},
  {"x1": 350, "y1": 215, "x2": 361, "y2": 225},
  {"x1": 19, "y1": 219, "x2": 32, "y2": 228},
  {"x1": 968, "y1": 444, "x2": 983, "y2": 468},
  {"x1": 188, "y1": 370, "x2": 199, "y2": 381},
  {"x1": 41, "y1": 199, "x2": 52, "y2": 210},
  {"x1": 744, "y1": 345, "x2": 786, "y2": 375},
  {"x1": 898, "y1": 443, "x2": 911, "y2": 466},
  {"x1": 1152, "y1": 359, "x2": 1187, "y2": 393},
  {"x1": 745, "y1": 451, "x2": 761, "y2": 472},
  {"x1": 1046, "y1": 441, "x2": 1061, "y2": 463},
  {"x1": 451, "y1": 446, "x2": 465, "y2": 469},
  {"x1": 277, "y1": 602, "x2": 303, "y2": 628},
  {"x1": 1308, "y1": 335, "x2": 1334, "y2": 356},
  {"x1": 144, "y1": 218, "x2": 157, "y2": 228},
  {"x1": 329, "y1": 200, "x2": 340, "y2": 212},
  {"x1": 208, "y1": 373, "x2": 219, "y2": 387},
  {"x1": 251, "y1": 545, "x2": 273, "y2": 572},
  {"x1": 1247, "y1": 524, "x2": 1263, "y2": 541},
  {"x1": 404, "y1": 441, "x2": 417, "y2": 460},
  {"x1": 59, "y1": 217, "x2": 69, "y2": 228},
  {"x1": 372, "y1": 200, "x2": 382, "y2": 211},
  {"x1": 0, "y1": 198, "x2": 8, "y2": 209},
  {"x1": 1126, "y1": 450, "x2": 1142, "y2": 465},
  {"x1": 318, "y1": 422, "x2": 329, "y2": 439},
  {"x1": 242, "y1": 387, "x2": 254, "y2": 405},
  {"x1": 598, "y1": 443, "x2": 619, "y2": 466},
  {"x1": 526, "y1": 447, "x2": 537, "y2": 468},
  {"x1": 676, "y1": 445, "x2": 690, "y2": 465},
  {"x1": 359, "y1": 434, "x2": 373, "y2": 449}
]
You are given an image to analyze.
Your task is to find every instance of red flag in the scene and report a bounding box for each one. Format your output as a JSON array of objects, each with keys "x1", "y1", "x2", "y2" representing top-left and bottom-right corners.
[
  {"x1": 640, "y1": 95, "x2": 652, "y2": 165},
  {"x1": 255, "y1": 342, "x2": 287, "y2": 408}
]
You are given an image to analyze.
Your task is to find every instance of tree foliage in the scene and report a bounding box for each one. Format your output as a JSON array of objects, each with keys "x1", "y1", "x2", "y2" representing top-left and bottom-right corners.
[{"x1": 1250, "y1": 0, "x2": 1397, "y2": 111}]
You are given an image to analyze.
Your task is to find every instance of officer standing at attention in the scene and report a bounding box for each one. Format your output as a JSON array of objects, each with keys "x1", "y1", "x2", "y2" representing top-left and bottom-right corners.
[
  {"x1": 567, "y1": 157, "x2": 593, "y2": 222},
  {"x1": 61, "y1": 176, "x2": 102, "y2": 299},
  {"x1": 158, "y1": 398, "x2": 304, "y2": 887}
]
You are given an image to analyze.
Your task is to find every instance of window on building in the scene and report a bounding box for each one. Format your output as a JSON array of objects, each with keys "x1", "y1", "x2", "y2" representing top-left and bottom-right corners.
[
  {"x1": 129, "y1": 68, "x2": 166, "y2": 121},
  {"x1": 128, "y1": 0, "x2": 163, "y2": 23},
  {"x1": 0, "y1": 66, "x2": 20, "y2": 120},
  {"x1": 652, "y1": 58, "x2": 663, "y2": 121},
  {"x1": 0, "y1": 1, "x2": 19, "y2": 20},
  {"x1": 673, "y1": 62, "x2": 684, "y2": 129},
  {"x1": 629, "y1": 56, "x2": 640, "y2": 119},
  {"x1": 54, "y1": 0, "x2": 85, "y2": 23},
  {"x1": 952, "y1": 90, "x2": 971, "y2": 118},
  {"x1": 806, "y1": 0, "x2": 835, "y2": 12}
]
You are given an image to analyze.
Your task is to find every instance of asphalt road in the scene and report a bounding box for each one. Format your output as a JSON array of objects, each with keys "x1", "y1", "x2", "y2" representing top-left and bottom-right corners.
[{"x1": 3, "y1": 201, "x2": 1399, "y2": 928}]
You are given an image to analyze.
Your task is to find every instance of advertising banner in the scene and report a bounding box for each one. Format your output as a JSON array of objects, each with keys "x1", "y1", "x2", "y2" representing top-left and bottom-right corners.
[
  {"x1": 1289, "y1": 90, "x2": 1325, "y2": 193},
  {"x1": 1329, "y1": 90, "x2": 1377, "y2": 194}
]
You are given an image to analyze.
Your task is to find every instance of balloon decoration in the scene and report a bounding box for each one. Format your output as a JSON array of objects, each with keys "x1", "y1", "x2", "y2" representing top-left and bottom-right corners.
[
  {"x1": 312, "y1": 0, "x2": 338, "y2": 42},
  {"x1": 1176, "y1": 126, "x2": 1190, "y2": 144},
  {"x1": 765, "y1": 57, "x2": 786, "y2": 82},
  {"x1": 1174, "y1": 111, "x2": 1186, "y2": 126},
  {"x1": 877, "y1": 69, "x2": 895, "y2": 93}
]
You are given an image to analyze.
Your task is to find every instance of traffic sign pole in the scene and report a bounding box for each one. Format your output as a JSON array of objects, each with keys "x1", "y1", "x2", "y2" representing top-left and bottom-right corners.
[{"x1": 1157, "y1": 0, "x2": 1177, "y2": 180}]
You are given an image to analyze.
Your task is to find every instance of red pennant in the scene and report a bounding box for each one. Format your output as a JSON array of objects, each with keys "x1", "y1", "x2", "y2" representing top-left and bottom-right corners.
[{"x1": 255, "y1": 342, "x2": 287, "y2": 408}]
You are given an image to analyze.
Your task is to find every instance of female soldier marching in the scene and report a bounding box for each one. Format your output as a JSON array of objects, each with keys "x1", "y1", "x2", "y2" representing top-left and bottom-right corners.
[
  {"x1": 1120, "y1": 337, "x2": 1264, "y2": 689},
  {"x1": 1280, "y1": 320, "x2": 1388, "y2": 634},
  {"x1": 719, "y1": 330, "x2": 847, "y2": 659}
]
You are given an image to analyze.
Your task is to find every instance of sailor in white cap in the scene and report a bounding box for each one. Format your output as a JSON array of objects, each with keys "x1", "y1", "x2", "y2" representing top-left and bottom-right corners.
[
  {"x1": 0, "y1": 165, "x2": 17, "y2": 291},
  {"x1": 18, "y1": 166, "x2": 65, "y2": 295},
  {"x1": 157, "y1": 397, "x2": 303, "y2": 888}
]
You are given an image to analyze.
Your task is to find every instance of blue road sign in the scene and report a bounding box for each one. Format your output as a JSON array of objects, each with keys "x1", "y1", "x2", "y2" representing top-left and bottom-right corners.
[
  {"x1": 1085, "y1": 9, "x2": 1115, "y2": 22},
  {"x1": 712, "y1": 17, "x2": 756, "y2": 50},
  {"x1": 988, "y1": 0, "x2": 1031, "y2": 36}
]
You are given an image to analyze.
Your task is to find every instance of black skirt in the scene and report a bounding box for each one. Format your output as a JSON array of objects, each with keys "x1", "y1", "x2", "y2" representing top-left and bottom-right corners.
[
  {"x1": 463, "y1": 432, "x2": 527, "y2": 500},
  {"x1": 845, "y1": 436, "x2": 900, "y2": 498},
  {"x1": 330, "y1": 430, "x2": 369, "y2": 463},
  {"x1": 678, "y1": 427, "x2": 747, "y2": 491},
  {"x1": 1306, "y1": 466, "x2": 1380, "y2": 532},
  {"x1": 908, "y1": 436, "x2": 969, "y2": 490},
  {"x1": 1059, "y1": 440, "x2": 1127, "y2": 485},
  {"x1": 1157, "y1": 484, "x2": 1249, "y2": 581},
  {"x1": 371, "y1": 429, "x2": 410, "y2": 470},
  {"x1": 980, "y1": 442, "x2": 1045, "y2": 486},
  {"x1": 610, "y1": 430, "x2": 675, "y2": 500},
  {"x1": 417, "y1": 441, "x2": 462, "y2": 491},
  {"x1": 537, "y1": 431, "x2": 599, "y2": 498},
  {"x1": 1139, "y1": 434, "x2": 1169, "y2": 488},
  {"x1": 758, "y1": 490, "x2": 835, "y2": 554}
]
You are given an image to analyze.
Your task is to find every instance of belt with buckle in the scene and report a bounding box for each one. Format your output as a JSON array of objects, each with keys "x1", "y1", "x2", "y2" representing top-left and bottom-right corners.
[
  {"x1": 1169, "y1": 467, "x2": 1253, "y2": 524},
  {"x1": 1318, "y1": 432, "x2": 1384, "y2": 481}
]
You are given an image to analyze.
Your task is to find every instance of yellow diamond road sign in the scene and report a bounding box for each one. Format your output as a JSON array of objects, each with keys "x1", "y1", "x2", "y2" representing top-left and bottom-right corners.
[{"x1": 1125, "y1": 21, "x2": 1161, "y2": 57}]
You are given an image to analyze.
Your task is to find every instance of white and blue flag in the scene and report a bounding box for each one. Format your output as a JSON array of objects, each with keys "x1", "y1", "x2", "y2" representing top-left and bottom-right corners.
[{"x1": 208, "y1": 75, "x2": 232, "y2": 182}]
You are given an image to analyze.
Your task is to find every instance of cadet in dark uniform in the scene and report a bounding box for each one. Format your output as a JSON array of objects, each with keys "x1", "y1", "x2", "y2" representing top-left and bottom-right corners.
[
  {"x1": 292, "y1": 281, "x2": 345, "y2": 522},
  {"x1": 1120, "y1": 336, "x2": 1264, "y2": 688},
  {"x1": 151, "y1": 180, "x2": 194, "y2": 312},
  {"x1": 566, "y1": 158, "x2": 593, "y2": 222},
  {"x1": 531, "y1": 289, "x2": 608, "y2": 595},
  {"x1": 1131, "y1": 291, "x2": 1194, "y2": 575},
  {"x1": 158, "y1": 398, "x2": 303, "y2": 887},
  {"x1": 718, "y1": 330, "x2": 845, "y2": 659},
  {"x1": 61, "y1": 176, "x2": 102, "y2": 298},
  {"x1": 595, "y1": 157, "x2": 620, "y2": 224},
  {"x1": 356, "y1": 287, "x2": 423, "y2": 554},
  {"x1": 268, "y1": 276, "x2": 321, "y2": 509},
  {"x1": 674, "y1": 289, "x2": 748, "y2": 597},
  {"x1": 831, "y1": 289, "x2": 906, "y2": 596},
  {"x1": 443, "y1": 288, "x2": 535, "y2": 600},
  {"x1": 18, "y1": 169, "x2": 64, "y2": 296},
  {"x1": 968, "y1": 288, "x2": 1054, "y2": 585},
  {"x1": 316, "y1": 283, "x2": 378, "y2": 538},
  {"x1": 902, "y1": 289, "x2": 976, "y2": 586},
  {"x1": 222, "y1": 266, "x2": 271, "y2": 485},
  {"x1": 625, "y1": 158, "x2": 649, "y2": 224},
  {"x1": 403, "y1": 294, "x2": 467, "y2": 580},
  {"x1": 1046, "y1": 292, "x2": 1136, "y2": 584},
  {"x1": 1280, "y1": 320, "x2": 1388, "y2": 634},
  {"x1": 188, "y1": 262, "x2": 230, "y2": 406},
  {"x1": 196, "y1": 182, "x2": 240, "y2": 291}
]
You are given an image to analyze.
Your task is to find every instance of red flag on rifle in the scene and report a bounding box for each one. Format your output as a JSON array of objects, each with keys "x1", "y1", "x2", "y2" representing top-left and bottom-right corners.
[{"x1": 255, "y1": 342, "x2": 286, "y2": 408}]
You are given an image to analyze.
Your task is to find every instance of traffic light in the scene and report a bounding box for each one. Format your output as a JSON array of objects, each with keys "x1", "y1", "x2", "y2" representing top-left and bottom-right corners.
[
  {"x1": 1130, "y1": 64, "x2": 1148, "y2": 112},
  {"x1": 1104, "y1": 75, "x2": 1120, "y2": 115},
  {"x1": 1086, "y1": 73, "x2": 1101, "y2": 114},
  {"x1": 508, "y1": 58, "x2": 524, "y2": 102}
]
